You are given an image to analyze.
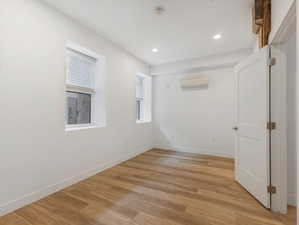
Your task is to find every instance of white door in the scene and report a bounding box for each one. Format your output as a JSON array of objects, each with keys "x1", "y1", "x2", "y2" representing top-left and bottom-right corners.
[{"x1": 234, "y1": 46, "x2": 270, "y2": 208}]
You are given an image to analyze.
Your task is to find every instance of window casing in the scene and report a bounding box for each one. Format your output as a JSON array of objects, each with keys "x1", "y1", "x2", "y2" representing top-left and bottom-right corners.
[
  {"x1": 136, "y1": 73, "x2": 152, "y2": 123},
  {"x1": 136, "y1": 98, "x2": 142, "y2": 121},
  {"x1": 136, "y1": 75, "x2": 144, "y2": 121},
  {"x1": 65, "y1": 42, "x2": 106, "y2": 130}
]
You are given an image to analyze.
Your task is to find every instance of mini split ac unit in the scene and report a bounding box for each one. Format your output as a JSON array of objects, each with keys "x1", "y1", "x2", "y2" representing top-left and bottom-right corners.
[{"x1": 180, "y1": 76, "x2": 209, "y2": 89}]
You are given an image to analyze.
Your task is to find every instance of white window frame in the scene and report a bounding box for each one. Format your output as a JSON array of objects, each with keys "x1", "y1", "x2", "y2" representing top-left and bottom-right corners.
[
  {"x1": 65, "y1": 42, "x2": 106, "y2": 131},
  {"x1": 136, "y1": 73, "x2": 152, "y2": 123}
]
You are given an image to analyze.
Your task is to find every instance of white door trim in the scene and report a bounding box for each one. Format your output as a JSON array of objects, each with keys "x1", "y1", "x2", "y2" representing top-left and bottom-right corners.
[
  {"x1": 270, "y1": 1, "x2": 296, "y2": 45},
  {"x1": 269, "y1": 46, "x2": 288, "y2": 213},
  {"x1": 269, "y1": 0, "x2": 296, "y2": 45},
  {"x1": 269, "y1": 1, "x2": 296, "y2": 213}
]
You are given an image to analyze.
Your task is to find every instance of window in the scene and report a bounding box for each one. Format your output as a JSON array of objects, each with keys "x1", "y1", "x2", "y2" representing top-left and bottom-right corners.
[
  {"x1": 66, "y1": 91, "x2": 91, "y2": 124},
  {"x1": 65, "y1": 42, "x2": 106, "y2": 130},
  {"x1": 136, "y1": 75, "x2": 144, "y2": 121},
  {"x1": 136, "y1": 73, "x2": 152, "y2": 123},
  {"x1": 136, "y1": 98, "x2": 142, "y2": 121}
]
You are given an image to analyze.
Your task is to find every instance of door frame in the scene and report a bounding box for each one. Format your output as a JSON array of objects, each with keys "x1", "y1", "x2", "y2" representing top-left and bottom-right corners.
[
  {"x1": 269, "y1": 45, "x2": 288, "y2": 213},
  {"x1": 269, "y1": 0, "x2": 296, "y2": 213}
]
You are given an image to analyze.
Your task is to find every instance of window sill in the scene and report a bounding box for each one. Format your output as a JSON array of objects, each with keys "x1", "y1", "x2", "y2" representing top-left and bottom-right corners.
[
  {"x1": 136, "y1": 120, "x2": 151, "y2": 124},
  {"x1": 65, "y1": 124, "x2": 104, "y2": 132}
]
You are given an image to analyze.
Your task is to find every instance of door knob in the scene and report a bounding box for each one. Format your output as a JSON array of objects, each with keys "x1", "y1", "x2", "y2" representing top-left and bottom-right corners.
[{"x1": 233, "y1": 126, "x2": 238, "y2": 131}]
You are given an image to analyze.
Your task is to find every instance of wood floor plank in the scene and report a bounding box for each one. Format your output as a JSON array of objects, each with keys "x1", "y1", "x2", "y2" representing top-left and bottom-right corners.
[
  {"x1": 0, "y1": 149, "x2": 296, "y2": 225},
  {"x1": 81, "y1": 204, "x2": 133, "y2": 225},
  {"x1": 16, "y1": 204, "x2": 66, "y2": 225},
  {"x1": 133, "y1": 154, "x2": 234, "y2": 178},
  {"x1": 0, "y1": 213, "x2": 31, "y2": 225},
  {"x1": 110, "y1": 165, "x2": 219, "y2": 191},
  {"x1": 133, "y1": 212, "x2": 183, "y2": 225},
  {"x1": 64, "y1": 187, "x2": 139, "y2": 219},
  {"x1": 121, "y1": 161, "x2": 232, "y2": 187}
]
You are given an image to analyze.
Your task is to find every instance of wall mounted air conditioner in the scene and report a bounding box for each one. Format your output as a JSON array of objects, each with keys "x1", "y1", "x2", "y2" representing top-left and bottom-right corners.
[{"x1": 180, "y1": 76, "x2": 209, "y2": 89}]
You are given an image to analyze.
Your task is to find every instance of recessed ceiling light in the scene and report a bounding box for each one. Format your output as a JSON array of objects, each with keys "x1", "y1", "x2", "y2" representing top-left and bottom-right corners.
[
  {"x1": 213, "y1": 34, "x2": 222, "y2": 40},
  {"x1": 152, "y1": 48, "x2": 159, "y2": 53}
]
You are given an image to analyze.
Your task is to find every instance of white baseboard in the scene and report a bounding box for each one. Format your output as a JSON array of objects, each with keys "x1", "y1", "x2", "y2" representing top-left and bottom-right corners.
[
  {"x1": 0, "y1": 146, "x2": 152, "y2": 217},
  {"x1": 288, "y1": 193, "x2": 297, "y2": 206},
  {"x1": 154, "y1": 145, "x2": 234, "y2": 159}
]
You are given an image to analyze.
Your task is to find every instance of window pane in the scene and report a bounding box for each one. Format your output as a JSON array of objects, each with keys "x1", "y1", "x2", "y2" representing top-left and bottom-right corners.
[
  {"x1": 136, "y1": 99, "x2": 142, "y2": 121},
  {"x1": 136, "y1": 76, "x2": 144, "y2": 99},
  {"x1": 66, "y1": 91, "x2": 91, "y2": 125}
]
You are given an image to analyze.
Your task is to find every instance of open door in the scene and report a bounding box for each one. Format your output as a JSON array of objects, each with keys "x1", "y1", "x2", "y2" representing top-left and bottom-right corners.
[{"x1": 234, "y1": 46, "x2": 271, "y2": 208}]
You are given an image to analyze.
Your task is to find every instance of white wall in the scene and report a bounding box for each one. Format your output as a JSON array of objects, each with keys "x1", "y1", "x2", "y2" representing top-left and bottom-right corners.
[
  {"x1": 153, "y1": 68, "x2": 235, "y2": 158},
  {"x1": 151, "y1": 49, "x2": 251, "y2": 76},
  {"x1": 281, "y1": 31, "x2": 297, "y2": 206},
  {"x1": 270, "y1": 0, "x2": 295, "y2": 42},
  {"x1": 0, "y1": 0, "x2": 153, "y2": 215}
]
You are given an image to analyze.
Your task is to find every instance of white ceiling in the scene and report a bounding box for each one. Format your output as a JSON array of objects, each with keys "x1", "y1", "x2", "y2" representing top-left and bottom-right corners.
[{"x1": 43, "y1": 0, "x2": 255, "y2": 66}]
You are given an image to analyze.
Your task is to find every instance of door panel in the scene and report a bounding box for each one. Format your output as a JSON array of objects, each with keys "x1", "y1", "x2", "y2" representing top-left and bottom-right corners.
[{"x1": 234, "y1": 46, "x2": 270, "y2": 208}]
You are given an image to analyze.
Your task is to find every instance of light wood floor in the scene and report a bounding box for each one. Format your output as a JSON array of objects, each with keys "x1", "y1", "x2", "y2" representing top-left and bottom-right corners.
[{"x1": 0, "y1": 149, "x2": 296, "y2": 225}]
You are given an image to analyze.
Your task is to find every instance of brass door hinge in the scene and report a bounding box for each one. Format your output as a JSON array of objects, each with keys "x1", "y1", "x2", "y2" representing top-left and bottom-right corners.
[
  {"x1": 267, "y1": 185, "x2": 277, "y2": 194},
  {"x1": 267, "y1": 122, "x2": 276, "y2": 130}
]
